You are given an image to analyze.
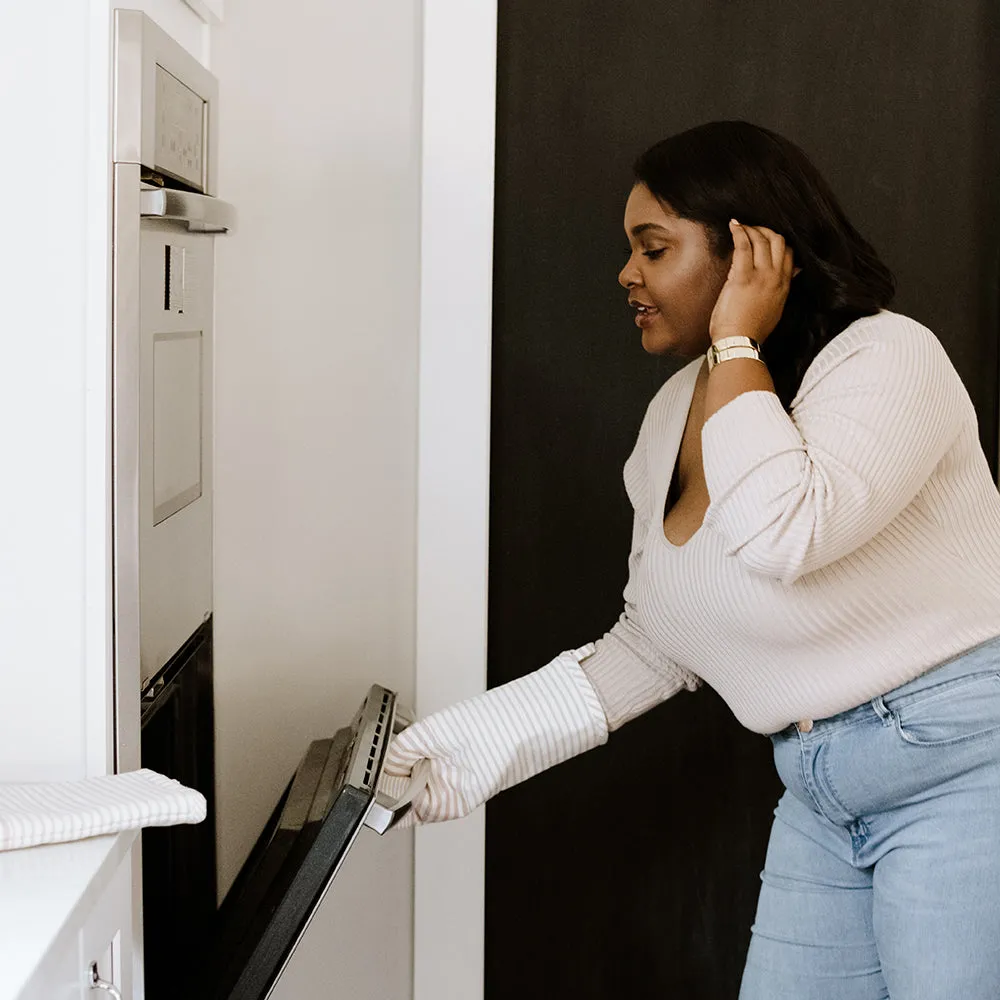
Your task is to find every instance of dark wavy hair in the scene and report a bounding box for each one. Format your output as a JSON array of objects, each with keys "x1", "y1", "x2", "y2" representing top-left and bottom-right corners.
[{"x1": 633, "y1": 121, "x2": 896, "y2": 409}]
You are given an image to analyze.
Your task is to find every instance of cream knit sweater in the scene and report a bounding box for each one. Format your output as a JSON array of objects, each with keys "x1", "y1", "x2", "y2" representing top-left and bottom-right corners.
[{"x1": 579, "y1": 310, "x2": 1000, "y2": 735}]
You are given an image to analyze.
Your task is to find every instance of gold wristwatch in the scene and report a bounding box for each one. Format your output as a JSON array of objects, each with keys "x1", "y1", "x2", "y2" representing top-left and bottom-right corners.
[{"x1": 706, "y1": 335, "x2": 762, "y2": 372}]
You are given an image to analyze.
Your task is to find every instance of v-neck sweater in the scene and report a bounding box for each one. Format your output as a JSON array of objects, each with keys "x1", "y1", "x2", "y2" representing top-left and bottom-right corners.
[{"x1": 579, "y1": 310, "x2": 1000, "y2": 735}]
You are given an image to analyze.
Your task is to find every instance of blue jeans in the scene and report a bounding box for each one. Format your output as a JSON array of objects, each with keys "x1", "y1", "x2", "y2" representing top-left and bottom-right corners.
[{"x1": 739, "y1": 635, "x2": 1000, "y2": 999}]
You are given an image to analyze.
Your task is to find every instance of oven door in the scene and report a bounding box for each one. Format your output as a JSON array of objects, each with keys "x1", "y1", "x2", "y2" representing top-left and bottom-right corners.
[{"x1": 210, "y1": 684, "x2": 422, "y2": 1000}]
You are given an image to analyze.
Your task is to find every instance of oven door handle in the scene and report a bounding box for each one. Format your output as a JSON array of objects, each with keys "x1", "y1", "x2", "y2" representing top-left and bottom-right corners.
[
  {"x1": 139, "y1": 188, "x2": 236, "y2": 233},
  {"x1": 363, "y1": 758, "x2": 432, "y2": 835}
]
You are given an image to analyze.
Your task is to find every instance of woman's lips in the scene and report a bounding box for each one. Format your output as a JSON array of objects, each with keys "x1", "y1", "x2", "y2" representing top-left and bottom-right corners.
[{"x1": 634, "y1": 306, "x2": 660, "y2": 328}]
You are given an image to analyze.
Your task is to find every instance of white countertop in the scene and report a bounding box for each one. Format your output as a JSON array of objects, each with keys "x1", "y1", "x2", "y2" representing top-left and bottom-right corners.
[{"x1": 0, "y1": 830, "x2": 137, "y2": 1000}]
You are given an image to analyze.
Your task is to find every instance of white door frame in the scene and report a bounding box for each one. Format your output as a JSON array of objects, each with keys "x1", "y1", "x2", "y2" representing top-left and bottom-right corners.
[{"x1": 414, "y1": 3, "x2": 496, "y2": 998}]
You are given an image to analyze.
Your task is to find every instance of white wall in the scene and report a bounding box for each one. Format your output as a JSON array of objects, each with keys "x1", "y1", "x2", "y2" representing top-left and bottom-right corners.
[
  {"x1": 0, "y1": 2, "x2": 101, "y2": 783},
  {"x1": 211, "y1": 2, "x2": 422, "y2": 995},
  {"x1": 136, "y1": 0, "x2": 211, "y2": 64}
]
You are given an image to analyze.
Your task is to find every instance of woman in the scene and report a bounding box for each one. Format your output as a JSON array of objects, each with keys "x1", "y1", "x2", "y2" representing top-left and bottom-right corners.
[{"x1": 380, "y1": 121, "x2": 1000, "y2": 998}]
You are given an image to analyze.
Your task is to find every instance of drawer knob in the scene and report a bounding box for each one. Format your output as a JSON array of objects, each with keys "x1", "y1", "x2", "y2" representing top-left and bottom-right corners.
[{"x1": 89, "y1": 962, "x2": 123, "y2": 1000}]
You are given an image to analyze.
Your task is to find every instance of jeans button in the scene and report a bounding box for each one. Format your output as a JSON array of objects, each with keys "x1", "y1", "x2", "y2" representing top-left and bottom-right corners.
[{"x1": 796, "y1": 718, "x2": 814, "y2": 733}]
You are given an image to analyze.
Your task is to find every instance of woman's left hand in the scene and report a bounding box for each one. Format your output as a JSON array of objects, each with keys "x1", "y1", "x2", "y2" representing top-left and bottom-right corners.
[{"x1": 709, "y1": 220, "x2": 797, "y2": 345}]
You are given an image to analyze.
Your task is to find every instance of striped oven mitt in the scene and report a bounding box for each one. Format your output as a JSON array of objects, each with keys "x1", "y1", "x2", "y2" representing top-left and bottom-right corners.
[{"x1": 378, "y1": 645, "x2": 609, "y2": 829}]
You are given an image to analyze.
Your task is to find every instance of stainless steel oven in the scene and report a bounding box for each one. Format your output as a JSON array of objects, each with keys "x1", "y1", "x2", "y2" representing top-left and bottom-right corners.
[
  {"x1": 112, "y1": 8, "x2": 234, "y2": 774},
  {"x1": 111, "y1": 10, "x2": 233, "y2": 996}
]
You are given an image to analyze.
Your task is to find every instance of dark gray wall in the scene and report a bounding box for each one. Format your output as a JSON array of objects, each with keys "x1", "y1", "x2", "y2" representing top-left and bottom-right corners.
[{"x1": 487, "y1": 2, "x2": 999, "y2": 997}]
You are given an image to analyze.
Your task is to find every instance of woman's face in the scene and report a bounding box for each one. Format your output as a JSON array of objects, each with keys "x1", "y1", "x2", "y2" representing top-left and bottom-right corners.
[{"x1": 618, "y1": 183, "x2": 731, "y2": 358}]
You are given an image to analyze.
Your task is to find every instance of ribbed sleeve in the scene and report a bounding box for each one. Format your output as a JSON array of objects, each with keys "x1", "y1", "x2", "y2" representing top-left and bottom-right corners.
[
  {"x1": 582, "y1": 624, "x2": 700, "y2": 731},
  {"x1": 701, "y1": 316, "x2": 968, "y2": 584}
]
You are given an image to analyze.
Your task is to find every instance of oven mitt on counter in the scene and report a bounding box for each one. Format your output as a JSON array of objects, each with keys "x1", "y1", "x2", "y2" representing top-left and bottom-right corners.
[
  {"x1": 378, "y1": 645, "x2": 609, "y2": 829},
  {"x1": 0, "y1": 768, "x2": 206, "y2": 852}
]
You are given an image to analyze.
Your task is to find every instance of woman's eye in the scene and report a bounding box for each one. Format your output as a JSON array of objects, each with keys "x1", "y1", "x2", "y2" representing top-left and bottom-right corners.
[{"x1": 643, "y1": 248, "x2": 666, "y2": 260}]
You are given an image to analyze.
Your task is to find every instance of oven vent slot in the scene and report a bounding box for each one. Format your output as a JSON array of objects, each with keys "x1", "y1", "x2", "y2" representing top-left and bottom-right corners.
[{"x1": 361, "y1": 691, "x2": 392, "y2": 790}]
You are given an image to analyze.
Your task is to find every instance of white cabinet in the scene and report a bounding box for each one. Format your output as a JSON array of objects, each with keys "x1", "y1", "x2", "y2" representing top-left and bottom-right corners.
[
  {"x1": 1, "y1": 834, "x2": 137, "y2": 1000},
  {"x1": 22, "y1": 857, "x2": 131, "y2": 1000}
]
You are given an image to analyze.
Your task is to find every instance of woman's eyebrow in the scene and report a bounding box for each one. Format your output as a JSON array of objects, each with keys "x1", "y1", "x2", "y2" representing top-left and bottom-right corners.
[{"x1": 629, "y1": 222, "x2": 671, "y2": 238}]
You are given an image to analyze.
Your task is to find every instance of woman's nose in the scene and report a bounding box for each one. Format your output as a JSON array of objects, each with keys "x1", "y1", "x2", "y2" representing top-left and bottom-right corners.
[{"x1": 618, "y1": 257, "x2": 640, "y2": 289}]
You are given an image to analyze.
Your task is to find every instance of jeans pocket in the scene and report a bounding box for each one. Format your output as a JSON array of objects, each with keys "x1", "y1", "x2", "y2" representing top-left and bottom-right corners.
[{"x1": 892, "y1": 671, "x2": 1000, "y2": 747}]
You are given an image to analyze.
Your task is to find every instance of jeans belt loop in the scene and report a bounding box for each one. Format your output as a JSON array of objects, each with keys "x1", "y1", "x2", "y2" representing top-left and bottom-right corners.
[{"x1": 871, "y1": 694, "x2": 891, "y2": 722}]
